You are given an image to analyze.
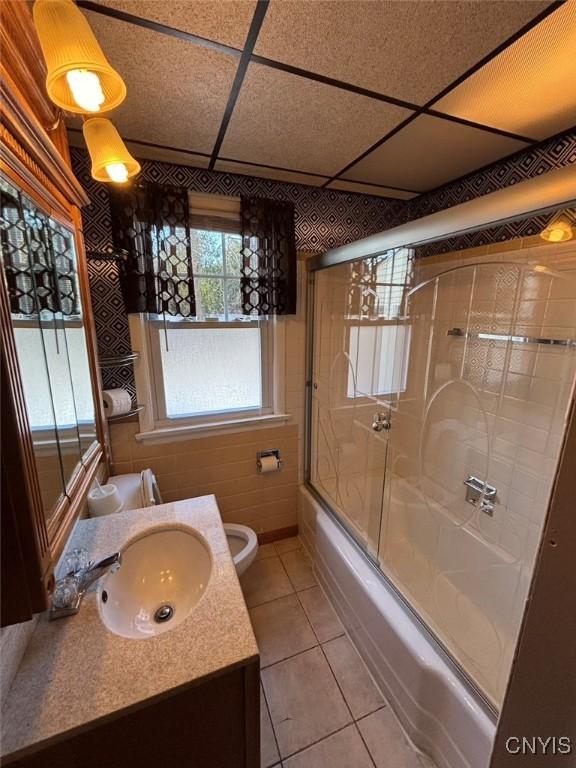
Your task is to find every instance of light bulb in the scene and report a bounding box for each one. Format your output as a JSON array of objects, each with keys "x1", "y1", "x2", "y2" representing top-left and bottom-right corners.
[
  {"x1": 540, "y1": 217, "x2": 573, "y2": 243},
  {"x1": 105, "y1": 163, "x2": 129, "y2": 183},
  {"x1": 65, "y1": 69, "x2": 105, "y2": 112}
]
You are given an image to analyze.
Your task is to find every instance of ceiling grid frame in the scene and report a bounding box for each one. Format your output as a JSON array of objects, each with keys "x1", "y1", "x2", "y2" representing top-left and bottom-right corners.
[{"x1": 74, "y1": 0, "x2": 572, "y2": 198}]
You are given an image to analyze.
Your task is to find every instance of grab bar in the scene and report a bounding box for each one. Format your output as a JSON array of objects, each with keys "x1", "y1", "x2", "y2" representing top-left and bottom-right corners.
[{"x1": 447, "y1": 328, "x2": 575, "y2": 348}]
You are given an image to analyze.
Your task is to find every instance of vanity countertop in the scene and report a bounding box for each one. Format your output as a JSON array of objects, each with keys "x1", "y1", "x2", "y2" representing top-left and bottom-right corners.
[{"x1": 1, "y1": 496, "x2": 259, "y2": 760}]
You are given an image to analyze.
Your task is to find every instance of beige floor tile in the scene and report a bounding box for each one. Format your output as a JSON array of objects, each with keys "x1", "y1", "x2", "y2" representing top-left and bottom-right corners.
[
  {"x1": 298, "y1": 586, "x2": 345, "y2": 643},
  {"x1": 262, "y1": 647, "x2": 352, "y2": 758},
  {"x1": 283, "y1": 724, "x2": 373, "y2": 768},
  {"x1": 240, "y1": 556, "x2": 294, "y2": 608},
  {"x1": 357, "y1": 708, "x2": 422, "y2": 768},
  {"x1": 250, "y1": 594, "x2": 317, "y2": 667},
  {"x1": 281, "y1": 549, "x2": 317, "y2": 591},
  {"x1": 257, "y1": 542, "x2": 279, "y2": 560},
  {"x1": 323, "y1": 635, "x2": 385, "y2": 719},
  {"x1": 261, "y1": 686, "x2": 280, "y2": 768},
  {"x1": 275, "y1": 536, "x2": 302, "y2": 554}
]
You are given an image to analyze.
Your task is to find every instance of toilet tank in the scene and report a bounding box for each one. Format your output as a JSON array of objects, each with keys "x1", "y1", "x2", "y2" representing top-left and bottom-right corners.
[{"x1": 108, "y1": 469, "x2": 163, "y2": 511}]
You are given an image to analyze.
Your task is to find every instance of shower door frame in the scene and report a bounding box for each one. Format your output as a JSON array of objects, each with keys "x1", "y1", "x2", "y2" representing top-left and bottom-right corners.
[{"x1": 304, "y1": 176, "x2": 576, "y2": 716}]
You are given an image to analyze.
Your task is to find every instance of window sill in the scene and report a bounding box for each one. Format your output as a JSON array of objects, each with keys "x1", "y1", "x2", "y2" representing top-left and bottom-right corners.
[{"x1": 135, "y1": 413, "x2": 292, "y2": 443}]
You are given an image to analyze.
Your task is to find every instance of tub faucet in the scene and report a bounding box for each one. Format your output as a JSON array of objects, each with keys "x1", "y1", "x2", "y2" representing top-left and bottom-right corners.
[{"x1": 50, "y1": 552, "x2": 121, "y2": 620}]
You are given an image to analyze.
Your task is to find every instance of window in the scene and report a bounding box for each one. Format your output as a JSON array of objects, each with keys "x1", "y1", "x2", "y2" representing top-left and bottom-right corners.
[
  {"x1": 346, "y1": 248, "x2": 413, "y2": 399},
  {"x1": 132, "y1": 194, "x2": 287, "y2": 439},
  {"x1": 347, "y1": 323, "x2": 411, "y2": 398}
]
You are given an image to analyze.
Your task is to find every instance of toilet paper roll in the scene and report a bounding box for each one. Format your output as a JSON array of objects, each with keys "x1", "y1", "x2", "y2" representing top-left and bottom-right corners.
[
  {"x1": 259, "y1": 455, "x2": 280, "y2": 473},
  {"x1": 102, "y1": 388, "x2": 132, "y2": 417},
  {"x1": 88, "y1": 484, "x2": 123, "y2": 517}
]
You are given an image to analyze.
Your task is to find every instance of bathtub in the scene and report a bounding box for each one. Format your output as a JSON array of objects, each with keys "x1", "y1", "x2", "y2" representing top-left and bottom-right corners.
[{"x1": 299, "y1": 485, "x2": 496, "y2": 768}]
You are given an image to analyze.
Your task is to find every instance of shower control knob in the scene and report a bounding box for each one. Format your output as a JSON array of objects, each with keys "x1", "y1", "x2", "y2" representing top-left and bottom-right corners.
[{"x1": 372, "y1": 413, "x2": 391, "y2": 432}]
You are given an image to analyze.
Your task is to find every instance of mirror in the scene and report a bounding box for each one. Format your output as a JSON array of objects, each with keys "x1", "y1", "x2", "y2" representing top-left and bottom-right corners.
[{"x1": 0, "y1": 176, "x2": 97, "y2": 522}]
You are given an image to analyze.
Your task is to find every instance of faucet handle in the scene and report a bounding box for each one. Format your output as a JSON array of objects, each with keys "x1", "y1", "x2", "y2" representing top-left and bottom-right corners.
[
  {"x1": 63, "y1": 548, "x2": 92, "y2": 577},
  {"x1": 51, "y1": 575, "x2": 81, "y2": 612}
]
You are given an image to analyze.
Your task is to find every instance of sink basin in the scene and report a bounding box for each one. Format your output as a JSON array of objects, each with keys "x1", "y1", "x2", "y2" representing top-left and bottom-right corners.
[{"x1": 98, "y1": 526, "x2": 212, "y2": 639}]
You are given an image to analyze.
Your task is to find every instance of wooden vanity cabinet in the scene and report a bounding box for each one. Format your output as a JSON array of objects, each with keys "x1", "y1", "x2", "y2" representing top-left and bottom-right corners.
[
  {"x1": 5, "y1": 661, "x2": 261, "y2": 768},
  {"x1": 0, "y1": 1, "x2": 108, "y2": 626}
]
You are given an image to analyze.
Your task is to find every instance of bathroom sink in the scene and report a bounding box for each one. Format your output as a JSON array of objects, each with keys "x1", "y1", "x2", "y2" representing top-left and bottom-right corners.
[{"x1": 98, "y1": 526, "x2": 212, "y2": 639}]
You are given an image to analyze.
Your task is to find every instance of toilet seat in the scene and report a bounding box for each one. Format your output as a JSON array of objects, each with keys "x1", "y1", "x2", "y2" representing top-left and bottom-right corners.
[{"x1": 224, "y1": 523, "x2": 258, "y2": 575}]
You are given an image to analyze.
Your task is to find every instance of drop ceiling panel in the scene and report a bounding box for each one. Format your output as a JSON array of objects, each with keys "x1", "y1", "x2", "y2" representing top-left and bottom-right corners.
[
  {"x1": 90, "y1": 0, "x2": 256, "y2": 48},
  {"x1": 435, "y1": 3, "x2": 576, "y2": 141},
  {"x1": 254, "y1": 0, "x2": 549, "y2": 104},
  {"x1": 214, "y1": 160, "x2": 328, "y2": 187},
  {"x1": 342, "y1": 115, "x2": 529, "y2": 192},
  {"x1": 86, "y1": 12, "x2": 238, "y2": 154},
  {"x1": 220, "y1": 63, "x2": 412, "y2": 176},
  {"x1": 327, "y1": 180, "x2": 417, "y2": 200}
]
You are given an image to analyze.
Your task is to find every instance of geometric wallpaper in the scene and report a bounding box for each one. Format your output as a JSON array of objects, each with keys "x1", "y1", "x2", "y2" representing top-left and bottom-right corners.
[{"x1": 71, "y1": 128, "x2": 575, "y2": 397}]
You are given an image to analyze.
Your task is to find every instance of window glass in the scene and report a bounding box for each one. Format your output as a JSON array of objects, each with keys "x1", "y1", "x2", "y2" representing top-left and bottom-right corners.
[{"x1": 159, "y1": 326, "x2": 262, "y2": 418}]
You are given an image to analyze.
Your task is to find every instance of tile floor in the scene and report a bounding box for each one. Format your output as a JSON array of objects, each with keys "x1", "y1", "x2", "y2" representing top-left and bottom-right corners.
[{"x1": 240, "y1": 537, "x2": 430, "y2": 768}]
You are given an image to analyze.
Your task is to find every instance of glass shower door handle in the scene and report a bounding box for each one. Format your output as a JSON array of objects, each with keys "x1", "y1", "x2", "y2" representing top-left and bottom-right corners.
[{"x1": 372, "y1": 412, "x2": 391, "y2": 432}]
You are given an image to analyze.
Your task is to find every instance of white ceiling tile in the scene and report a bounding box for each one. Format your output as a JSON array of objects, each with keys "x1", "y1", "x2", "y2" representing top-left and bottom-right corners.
[
  {"x1": 435, "y1": 3, "x2": 576, "y2": 140},
  {"x1": 220, "y1": 62, "x2": 412, "y2": 176},
  {"x1": 85, "y1": 11, "x2": 238, "y2": 154},
  {"x1": 254, "y1": 0, "x2": 549, "y2": 104},
  {"x1": 214, "y1": 160, "x2": 328, "y2": 186},
  {"x1": 342, "y1": 115, "x2": 529, "y2": 191},
  {"x1": 327, "y1": 180, "x2": 417, "y2": 200},
  {"x1": 90, "y1": 0, "x2": 257, "y2": 48}
]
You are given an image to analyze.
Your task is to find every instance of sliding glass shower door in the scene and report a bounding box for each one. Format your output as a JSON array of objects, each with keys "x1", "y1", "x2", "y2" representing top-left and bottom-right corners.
[
  {"x1": 310, "y1": 248, "x2": 412, "y2": 558},
  {"x1": 309, "y1": 245, "x2": 576, "y2": 708}
]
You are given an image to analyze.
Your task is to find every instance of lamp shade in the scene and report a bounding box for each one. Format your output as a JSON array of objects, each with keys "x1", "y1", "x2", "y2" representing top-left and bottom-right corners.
[
  {"x1": 540, "y1": 216, "x2": 574, "y2": 243},
  {"x1": 33, "y1": 0, "x2": 126, "y2": 114},
  {"x1": 83, "y1": 118, "x2": 140, "y2": 183}
]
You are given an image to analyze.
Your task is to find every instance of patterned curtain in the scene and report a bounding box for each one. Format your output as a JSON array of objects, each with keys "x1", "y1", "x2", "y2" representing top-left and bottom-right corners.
[
  {"x1": 0, "y1": 178, "x2": 79, "y2": 317},
  {"x1": 109, "y1": 183, "x2": 196, "y2": 317},
  {"x1": 240, "y1": 196, "x2": 297, "y2": 315}
]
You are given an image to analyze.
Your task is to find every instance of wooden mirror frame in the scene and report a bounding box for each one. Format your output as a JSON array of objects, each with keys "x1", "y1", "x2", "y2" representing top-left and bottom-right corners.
[{"x1": 1, "y1": 1, "x2": 108, "y2": 625}]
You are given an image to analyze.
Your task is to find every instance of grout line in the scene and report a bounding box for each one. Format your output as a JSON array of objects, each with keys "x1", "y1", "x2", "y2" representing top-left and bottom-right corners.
[
  {"x1": 275, "y1": 721, "x2": 355, "y2": 764},
  {"x1": 260, "y1": 642, "x2": 319, "y2": 672}
]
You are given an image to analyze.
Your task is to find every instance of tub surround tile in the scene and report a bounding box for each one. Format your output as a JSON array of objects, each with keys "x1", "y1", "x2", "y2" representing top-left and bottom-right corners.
[
  {"x1": 323, "y1": 636, "x2": 385, "y2": 720},
  {"x1": 262, "y1": 646, "x2": 352, "y2": 758},
  {"x1": 240, "y1": 557, "x2": 295, "y2": 608},
  {"x1": 357, "y1": 708, "x2": 423, "y2": 768},
  {"x1": 250, "y1": 594, "x2": 317, "y2": 668},
  {"x1": 1, "y1": 497, "x2": 259, "y2": 760},
  {"x1": 280, "y1": 549, "x2": 317, "y2": 591},
  {"x1": 283, "y1": 724, "x2": 374, "y2": 768},
  {"x1": 261, "y1": 686, "x2": 281, "y2": 768},
  {"x1": 297, "y1": 587, "x2": 345, "y2": 644}
]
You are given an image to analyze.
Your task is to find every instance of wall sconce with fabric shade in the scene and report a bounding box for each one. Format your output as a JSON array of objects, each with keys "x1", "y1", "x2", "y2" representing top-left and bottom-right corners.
[
  {"x1": 83, "y1": 118, "x2": 140, "y2": 183},
  {"x1": 33, "y1": 0, "x2": 126, "y2": 114},
  {"x1": 540, "y1": 215, "x2": 574, "y2": 243}
]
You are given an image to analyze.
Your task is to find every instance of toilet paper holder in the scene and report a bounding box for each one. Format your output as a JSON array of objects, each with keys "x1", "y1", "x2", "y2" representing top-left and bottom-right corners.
[{"x1": 257, "y1": 449, "x2": 282, "y2": 473}]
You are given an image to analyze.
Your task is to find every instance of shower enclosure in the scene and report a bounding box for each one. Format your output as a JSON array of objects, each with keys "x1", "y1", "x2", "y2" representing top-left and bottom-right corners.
[{"x1": 308, "y1": 225, "x2": 576, "y2": 710}]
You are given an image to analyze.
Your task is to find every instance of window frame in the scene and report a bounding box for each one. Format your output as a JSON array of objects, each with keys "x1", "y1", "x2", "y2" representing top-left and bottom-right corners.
[
  {"x1": 130, "y1": 312, "x2": 288, "y2": 442},
  {"x1": 147, "y1": 316, "x2": 274, "y2": 424},
  {"x1": 128, "y1": 193, "x2": 290, "y2": 442}
]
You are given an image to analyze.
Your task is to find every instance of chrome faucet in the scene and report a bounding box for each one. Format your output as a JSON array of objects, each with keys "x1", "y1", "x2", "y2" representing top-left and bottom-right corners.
[{"x1": 50, "y1": 552, "x2": 121, "y2": 620}]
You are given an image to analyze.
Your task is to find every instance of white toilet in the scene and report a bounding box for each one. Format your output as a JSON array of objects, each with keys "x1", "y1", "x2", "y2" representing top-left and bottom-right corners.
[{"x1": 107, "y1": 469, "x2": 258, "y2": 575}]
